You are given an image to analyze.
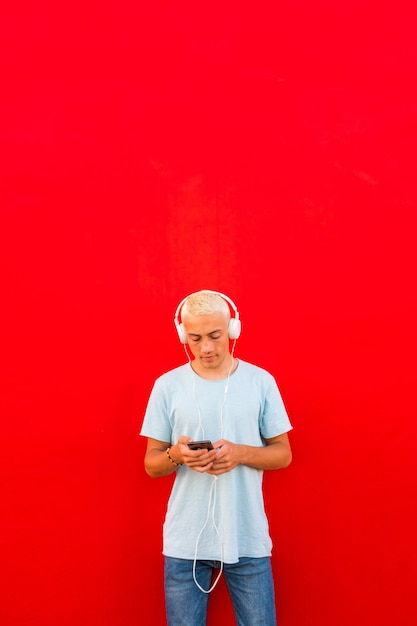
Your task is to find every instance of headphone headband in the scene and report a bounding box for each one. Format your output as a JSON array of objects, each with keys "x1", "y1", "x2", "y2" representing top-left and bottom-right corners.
[{"x1": 174, "y1": 290, "x2": 241, "y2": 344}]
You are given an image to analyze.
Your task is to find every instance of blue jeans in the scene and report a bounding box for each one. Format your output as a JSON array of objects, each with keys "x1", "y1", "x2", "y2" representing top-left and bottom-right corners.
[{"x1": 164, "y1": 556, "x2": 277, "y2": 626}]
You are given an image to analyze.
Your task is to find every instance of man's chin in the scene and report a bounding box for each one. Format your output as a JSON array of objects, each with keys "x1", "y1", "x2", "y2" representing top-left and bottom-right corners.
[{"x1": 201, "y1": 356, "x2": 216, "y2": 367}]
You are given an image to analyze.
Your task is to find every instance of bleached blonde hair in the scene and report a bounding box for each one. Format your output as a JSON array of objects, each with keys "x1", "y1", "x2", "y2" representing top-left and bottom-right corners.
[{"x1": 181, "y1": 290, "x2": 230, "y2": 321}]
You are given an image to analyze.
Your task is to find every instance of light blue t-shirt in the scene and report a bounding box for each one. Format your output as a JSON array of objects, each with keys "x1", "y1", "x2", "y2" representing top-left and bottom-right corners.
[{"x1": 140, "y1": 359, "x2": 292, "y2": 563}]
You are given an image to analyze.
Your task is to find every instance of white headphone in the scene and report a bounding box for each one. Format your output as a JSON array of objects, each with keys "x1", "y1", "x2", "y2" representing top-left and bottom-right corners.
[{"x1": 174, "y1": 290, "x2": 241, "y2": 344}]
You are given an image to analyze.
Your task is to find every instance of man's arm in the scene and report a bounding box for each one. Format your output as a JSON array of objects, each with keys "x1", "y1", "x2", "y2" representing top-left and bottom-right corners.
[{"x1": 207, "y1": 432, "x2": 292, "y2": 476}]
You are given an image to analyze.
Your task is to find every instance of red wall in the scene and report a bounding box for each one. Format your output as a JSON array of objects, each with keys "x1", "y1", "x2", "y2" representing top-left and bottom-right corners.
[{"x1": 1, "y1": 2, "x2": 416, "y2": 625}]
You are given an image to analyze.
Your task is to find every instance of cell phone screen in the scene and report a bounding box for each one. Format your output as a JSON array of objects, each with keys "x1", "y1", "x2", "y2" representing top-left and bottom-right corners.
[{"x1": 187, "y1": 440, "x2": 214, "y2": 450}]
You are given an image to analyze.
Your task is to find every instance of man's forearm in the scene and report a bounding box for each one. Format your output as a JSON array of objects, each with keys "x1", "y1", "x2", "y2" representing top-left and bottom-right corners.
[
  {"x1": 238, "y1": 440, "x2": 292, "y2": 470},
  {"x1": 145, "y1": 444, "x2": 182, "y2": 478}
]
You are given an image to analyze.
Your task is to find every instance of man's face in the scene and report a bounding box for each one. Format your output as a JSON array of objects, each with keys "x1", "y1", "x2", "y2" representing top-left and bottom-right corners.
[{"x1": 182, "y1": 312, "x2": 231, "y2": 377}]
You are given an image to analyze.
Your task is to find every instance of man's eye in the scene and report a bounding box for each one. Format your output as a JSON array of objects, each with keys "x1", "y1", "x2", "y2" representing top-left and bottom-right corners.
[{"x1": 210, "y1": 335, "x2": 221, "y2": 340}]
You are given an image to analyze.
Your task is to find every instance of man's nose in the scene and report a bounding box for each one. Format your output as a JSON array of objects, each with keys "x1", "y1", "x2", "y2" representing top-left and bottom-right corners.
[{"x1": 201, "y1": 337, "x2": 214, "y2": 351}]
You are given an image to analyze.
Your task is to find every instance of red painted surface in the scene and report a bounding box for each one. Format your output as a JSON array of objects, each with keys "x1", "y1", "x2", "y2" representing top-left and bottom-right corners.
[{"x1": 1, "y1": 2, "x2": 416, "y2": 625}]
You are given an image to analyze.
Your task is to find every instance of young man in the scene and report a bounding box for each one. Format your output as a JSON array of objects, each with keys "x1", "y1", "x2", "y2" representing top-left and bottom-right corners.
[{"x1": 140, "y1": 290, "x2": 292, "y2": 626}]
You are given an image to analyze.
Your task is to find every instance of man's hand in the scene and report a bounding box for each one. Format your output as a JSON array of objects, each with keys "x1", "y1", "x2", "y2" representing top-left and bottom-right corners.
[
  {"x1": 206, "y1": 440, "x2": 239, "y2": 475},
  {"x1": 178, "y1": 436, "x2": 218, "y2": 473}
]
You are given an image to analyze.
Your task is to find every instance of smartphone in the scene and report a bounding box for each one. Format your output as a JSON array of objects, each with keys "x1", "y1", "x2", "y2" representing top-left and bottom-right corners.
[{"x1": 187, "y1": 440, "x2": 214, "y2": 451}]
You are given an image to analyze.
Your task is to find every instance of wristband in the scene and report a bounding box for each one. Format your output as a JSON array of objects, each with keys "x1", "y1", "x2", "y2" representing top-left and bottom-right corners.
[{"x1": 166, "y1": 446, "x2": 183, "y2": 466}]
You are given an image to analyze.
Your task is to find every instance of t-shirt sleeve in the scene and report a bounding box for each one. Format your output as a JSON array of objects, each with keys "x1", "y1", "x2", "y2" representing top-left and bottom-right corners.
[
  {"x1": 259, "y1": 373, "x2": 293, "y2": 439},
  {"x1": 140, "y1": 378, "x2": 173, "y2": 443}
]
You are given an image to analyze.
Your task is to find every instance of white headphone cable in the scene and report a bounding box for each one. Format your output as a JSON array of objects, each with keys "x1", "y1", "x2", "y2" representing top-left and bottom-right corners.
[
  {"x1": 184, "y1": 344, "x2": 206, "y2": 439},
  {"x1": 183, "y1": 339, "x2": 237, "y2": 592},
  {"x1": 184, "y1": 341, "x2": 236, "y2": 440},
  {"x1": 192, "y1": 476, "x2": 224, "y2": 593}
]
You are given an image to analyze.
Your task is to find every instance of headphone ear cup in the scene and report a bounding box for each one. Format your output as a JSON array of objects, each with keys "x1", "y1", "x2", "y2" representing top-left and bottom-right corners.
[
  {"x1": 176, "y1": 323, "x2": 188, "y2": 344},
  {"x1": 228, "y1": 318, "x2": 241, "y2": 340}
]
